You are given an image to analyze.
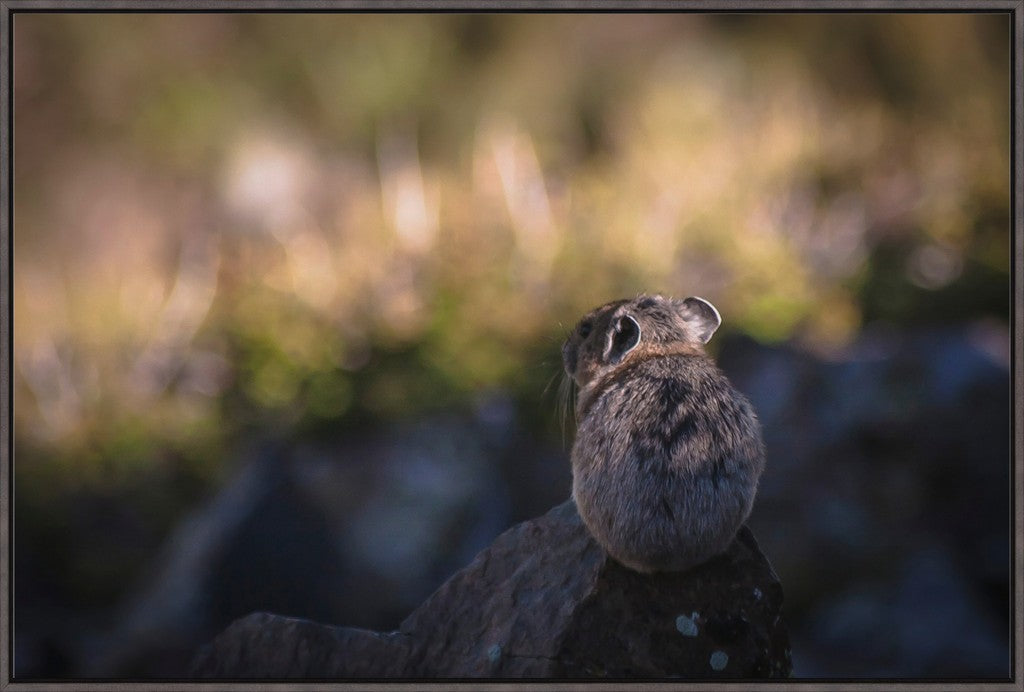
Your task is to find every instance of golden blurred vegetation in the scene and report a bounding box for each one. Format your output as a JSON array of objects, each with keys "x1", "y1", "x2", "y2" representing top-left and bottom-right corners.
[{"x1": 12, "y1": 13, "x2": 1009, "y2": 598}]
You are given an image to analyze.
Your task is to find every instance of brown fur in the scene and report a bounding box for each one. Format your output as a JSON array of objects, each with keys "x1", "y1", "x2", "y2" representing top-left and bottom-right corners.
[{"x1": 562, "y1": 294, "x2": 766, "y2": 573}]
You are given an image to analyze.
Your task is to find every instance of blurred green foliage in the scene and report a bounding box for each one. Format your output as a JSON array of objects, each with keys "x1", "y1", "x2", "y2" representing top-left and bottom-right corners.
[{"x1": 12, "y1": 14, "x2": 1010, "y2": 606}]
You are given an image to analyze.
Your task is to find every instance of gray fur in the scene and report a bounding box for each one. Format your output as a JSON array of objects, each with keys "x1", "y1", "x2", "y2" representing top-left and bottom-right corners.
[{"x1": 562, "y1": 294, "x2": 766, "y2": 573}]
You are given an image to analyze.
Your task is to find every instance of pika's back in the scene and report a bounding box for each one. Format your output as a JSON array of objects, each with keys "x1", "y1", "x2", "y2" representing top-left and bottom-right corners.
[{"x1": 562, "y1": 294, "x2": 765, "y2": 574}]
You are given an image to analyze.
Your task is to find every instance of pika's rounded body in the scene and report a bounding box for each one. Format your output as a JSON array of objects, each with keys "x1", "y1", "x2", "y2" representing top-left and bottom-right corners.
[{"x1": 563, "y1": 294, "x2": 765, "y2": 573}]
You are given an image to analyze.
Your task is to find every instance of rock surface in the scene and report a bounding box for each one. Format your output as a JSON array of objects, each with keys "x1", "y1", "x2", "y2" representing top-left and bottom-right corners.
[{"x1": 192, "y1": 500, "x2": 791, "y2": 678}]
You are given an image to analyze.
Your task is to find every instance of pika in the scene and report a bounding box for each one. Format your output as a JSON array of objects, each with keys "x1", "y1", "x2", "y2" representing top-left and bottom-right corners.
[{"x1": 562, "y1": 294, "x2": 765, "y2": 573}]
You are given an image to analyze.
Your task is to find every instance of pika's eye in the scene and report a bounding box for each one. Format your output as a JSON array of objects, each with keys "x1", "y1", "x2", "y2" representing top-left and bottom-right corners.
[{"x1": 578, "y1": 320, "x2": 592, "y2": 338}]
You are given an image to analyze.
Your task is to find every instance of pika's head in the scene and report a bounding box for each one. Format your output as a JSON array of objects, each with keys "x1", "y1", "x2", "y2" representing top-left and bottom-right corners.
[{"x1": 562, "y1": 294, "x2": 721, "y2": 389}]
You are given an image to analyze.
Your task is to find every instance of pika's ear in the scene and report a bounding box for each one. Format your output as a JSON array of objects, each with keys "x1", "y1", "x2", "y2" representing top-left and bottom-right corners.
[
  {"x1": 605, "y1": 314, "x2": 641, "y2": 364},
  {"x1": 681, "y1": 296, "x2": 721, "y2": 344}
]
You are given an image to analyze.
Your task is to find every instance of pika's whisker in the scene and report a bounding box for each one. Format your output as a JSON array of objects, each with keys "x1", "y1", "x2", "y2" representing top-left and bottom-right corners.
[
  {"x1": 541, "y1": 369, "x2": 561, "y2": 398},
  {"x1": 557, "y1": 373, "x2": 575, "y2": 448}
]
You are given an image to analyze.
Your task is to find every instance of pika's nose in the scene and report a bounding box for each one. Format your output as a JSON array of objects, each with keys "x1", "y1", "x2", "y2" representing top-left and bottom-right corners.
[{"x1": 562, "y1": 341, "x2": 576, "y2": 375}]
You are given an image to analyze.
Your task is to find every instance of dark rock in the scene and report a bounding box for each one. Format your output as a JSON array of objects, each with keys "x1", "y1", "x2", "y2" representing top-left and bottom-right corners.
[
  {"x1": 557, "y1": 526, "x2": 790, "y2": 679},
  {"x1": 190, "y1": 613, "x2": 409, "y2": 678},
  {"x1": 192, "y1": 500, "x2": 791, "y2": 679}
]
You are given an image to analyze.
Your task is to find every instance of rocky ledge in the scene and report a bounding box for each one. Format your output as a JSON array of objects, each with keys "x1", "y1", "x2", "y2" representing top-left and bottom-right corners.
[{"x1": 192, "y1": 499, "x2": 791, "y2": 678}]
